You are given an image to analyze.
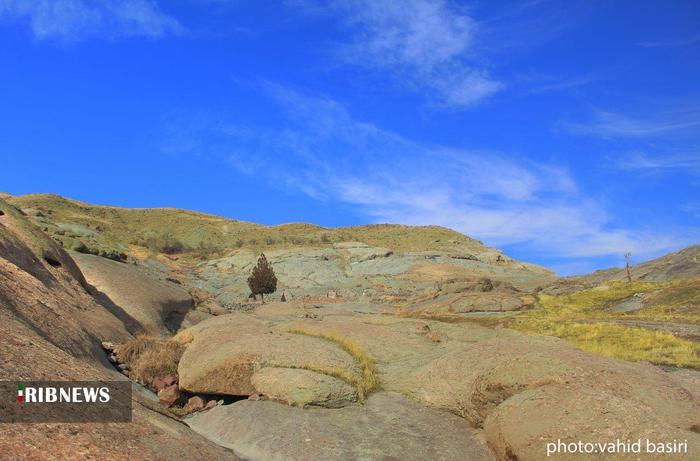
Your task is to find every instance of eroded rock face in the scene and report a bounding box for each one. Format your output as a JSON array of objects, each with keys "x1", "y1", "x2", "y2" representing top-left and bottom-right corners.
[
  {"x1": 176, "y1": 302, "x2": 700, "y2": 460},
  {"x1": 190, "y1": 242, "x2": 555, "y2": 309},
  {"x1": 186, "y1": 392, "x2": 493, "y2": 461}
]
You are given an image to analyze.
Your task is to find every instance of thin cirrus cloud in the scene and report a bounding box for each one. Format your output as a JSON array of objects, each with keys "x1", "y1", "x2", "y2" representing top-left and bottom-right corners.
[
  {"x1": 163, "y1": 84, "x2": 693, "y2": 269},
  {"x1": 0, "y1": 0, "x2": 183, "y2": 41},
  {"x1": 563, "y1": 108, "x2": 700, "y2": 138},
  {"x1": 610, "y1": 151, "x2": 700, "y2": 176},
  {"x1": 330, "y1": 0, "x2": 502, "y2": 107}
]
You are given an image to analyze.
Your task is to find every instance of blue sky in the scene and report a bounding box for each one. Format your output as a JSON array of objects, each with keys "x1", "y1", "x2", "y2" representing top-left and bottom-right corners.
[{"x1": 1, "y1": 0, "x2": 699, "y2": 275}]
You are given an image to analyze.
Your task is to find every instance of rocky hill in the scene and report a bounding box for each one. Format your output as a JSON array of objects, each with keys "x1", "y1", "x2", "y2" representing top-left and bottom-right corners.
[
  {"x1": 6, "y1": 193, "x2": 518, "y2": 258},
  {"x1": 1, "y1": 193, "x2": 699, "y2": 460},
  {"x1": 5, "y1": 193, "x2": 555, "y2": 315}
]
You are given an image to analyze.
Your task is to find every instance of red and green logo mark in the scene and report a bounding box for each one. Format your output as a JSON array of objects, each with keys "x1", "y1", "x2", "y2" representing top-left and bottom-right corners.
[{"x1": 18, "y1": 384, "x2": 24, "y2": 403}]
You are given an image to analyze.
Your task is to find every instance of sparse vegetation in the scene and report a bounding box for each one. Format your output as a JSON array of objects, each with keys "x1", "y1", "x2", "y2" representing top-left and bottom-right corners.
[
  {"x1": 514, "y1": 321, "x2": 700, "y2": 368},
  {"x1": 72, "y1": 241, "x2": 127, "y2": 262},
  {"x1": 511, "y1": 279, "x2": 700, "y2": 368},
  {"x1": 115, "y1": 336, "x2": 184, "y2": 385},
  {"x1": 7, "y1": 194, "x2": 479, "y2": 265},
  {"x1": 287, "y1": 327, "x2": 380, "y2": 400},
  {"x1": 532, "y1": 279, "x2": 700, "y2": 324}
]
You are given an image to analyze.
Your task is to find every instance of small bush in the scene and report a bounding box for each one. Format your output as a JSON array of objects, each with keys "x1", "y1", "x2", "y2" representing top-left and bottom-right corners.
[
  {"x1": 115, "y1": 336, "x2": 184, "y2": 385},
  {"x1": 144, "y1": 235, "x2": 188, "y2": 254},
  {"x1": 73, "y1": 241, "x2": 99, "y2": 255},
  {"x1": 161, "y1": 239, "x2": 186, "y2": 254},
  {"x1": 99, "y1": 249, "x2": 127, "y2": 262}
]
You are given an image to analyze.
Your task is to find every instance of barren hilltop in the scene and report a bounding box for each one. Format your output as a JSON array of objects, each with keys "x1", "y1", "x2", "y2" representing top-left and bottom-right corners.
[{"x1": 1, "y1": 193, "x2": 698, "y2": 460}]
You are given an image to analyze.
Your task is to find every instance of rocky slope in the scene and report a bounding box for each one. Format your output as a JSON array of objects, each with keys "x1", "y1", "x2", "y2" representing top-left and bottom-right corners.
[{"x1": 0, "y1": 198, "x2": 239, "y2": 460}]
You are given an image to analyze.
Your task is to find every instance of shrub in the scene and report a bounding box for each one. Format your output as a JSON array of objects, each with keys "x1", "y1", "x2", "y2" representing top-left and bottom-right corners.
[
  {"x1": 144, "y1": 235, "x2": 188, "y2": 254},
  {"x1": 73, "y1": 241, "x2": 99, "y2": 255},
  {"x1": 99, "y1": 249, "x2": 127, "y2": 262},
  {"x1": 160, "y1": 239, "x2": 186, "y2": 255},
  {"x1": 115, "y1": 336, "x2": 184, "y2": 385}
]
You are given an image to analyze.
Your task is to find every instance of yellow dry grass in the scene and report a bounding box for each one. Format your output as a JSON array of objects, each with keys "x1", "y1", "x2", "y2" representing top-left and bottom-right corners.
[
  {"x1": 515, "y1": 321, "x2": 700, "y2": 368},
  {"x1": 535, "y1": 279, "x2": 700, "y2": 324},
  {"x1": 115, "y1": 336, "x2": 184, "y2": 385},
  {"x1": 511, "y1": 279, "x2": 700, "y2": 369},
  {"x1": 172, "y1": 330, "x2": 194, "y2": 345},
  {"x1": 287, "y1": 327, "x2": 380, "y2": 400}
]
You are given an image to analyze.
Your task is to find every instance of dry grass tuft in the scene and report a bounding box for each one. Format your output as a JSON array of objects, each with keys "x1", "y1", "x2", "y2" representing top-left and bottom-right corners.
[
  {"x1": 115, "y1": 336, "x2": 185, "y2": 385},
  {"x1": 172, "y1": 330, "x2": 194, "y2": 345},
  {"x1": 287, "y1": 327, "x2": 380, "y2": 400}
]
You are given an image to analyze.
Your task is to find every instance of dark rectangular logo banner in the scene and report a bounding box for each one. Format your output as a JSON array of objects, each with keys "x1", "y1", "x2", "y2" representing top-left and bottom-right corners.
[{"x1": 0, "y1": 381, "x2": 132, "y2": 423}]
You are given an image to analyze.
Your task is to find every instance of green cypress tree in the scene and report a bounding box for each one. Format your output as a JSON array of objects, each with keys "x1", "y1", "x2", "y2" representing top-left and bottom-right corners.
[{"x1": 247, "y1": 253, "x2": 277, "y2": 302}]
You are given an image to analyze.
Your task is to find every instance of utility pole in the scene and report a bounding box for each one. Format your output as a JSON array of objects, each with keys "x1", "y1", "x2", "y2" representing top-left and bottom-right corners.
[{"x1": 624, "y1": 252, "x2": 632, "y2": 283}]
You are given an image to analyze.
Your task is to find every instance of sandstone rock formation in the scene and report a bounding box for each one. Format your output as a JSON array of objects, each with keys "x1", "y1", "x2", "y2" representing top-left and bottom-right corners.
[
  {"x1": 176, "y1": 300, "x2": 700, "y2": 460},
  {"x1": 72, "y1": 251, "x2": 196, "y2": 335}
]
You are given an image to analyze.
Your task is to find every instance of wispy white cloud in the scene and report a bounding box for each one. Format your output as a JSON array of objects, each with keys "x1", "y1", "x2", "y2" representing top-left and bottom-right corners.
[
  {"x1": 164, "y1": 85, "x2": 698, "y2": 266},
  {"x1": 329, "y1": 0, "x2": 502, "y2": 107},
  {"x1": 0, "y1": 0, "x2": 183, "y2": 41},
  {"x1": 564, "y1": 108, "x2": 700, "y2": 138},
  {"x1": 609, "y1": 151, "x2": 700, "y2": 176}
]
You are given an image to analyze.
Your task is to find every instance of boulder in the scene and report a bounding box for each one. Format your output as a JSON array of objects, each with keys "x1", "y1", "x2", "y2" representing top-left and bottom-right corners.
[
  {"x1": 177, "y1": 313, "x2": 359, "y2": 396},
  {"x1": 185, "y1": 396, "x2": 206, "y2": 413},
  {"x1": 151, "y1": 377, "x2": 167, "y2": 392},
  {"x1": 251, "y1": 367, "x2": 357, "y2": 408},
  {"x1": 158, "y1": 384, "x2": 181, "y2": 406}
]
